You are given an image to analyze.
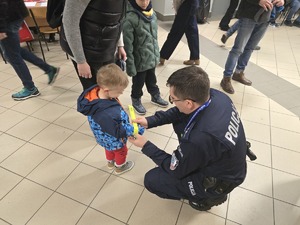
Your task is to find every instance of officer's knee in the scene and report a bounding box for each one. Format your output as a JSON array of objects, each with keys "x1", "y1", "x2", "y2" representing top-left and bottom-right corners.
[{"x1": 144, "y1": 169, "x2": 159, "y2": 193}]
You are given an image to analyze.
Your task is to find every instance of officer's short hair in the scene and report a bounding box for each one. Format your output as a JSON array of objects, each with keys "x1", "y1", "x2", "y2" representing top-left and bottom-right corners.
[
  {"x1": 167, "y1": 66, "x2": 210, "y2": 104},
  {"x1": 97, "y1": 63, "x2": 129, "y2": 89}
]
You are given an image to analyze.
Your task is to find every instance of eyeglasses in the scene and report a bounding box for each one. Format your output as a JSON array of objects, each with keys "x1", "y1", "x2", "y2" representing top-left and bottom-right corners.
[{"x1": 168, "y1": 95, "x2": 197, "y2": 104}]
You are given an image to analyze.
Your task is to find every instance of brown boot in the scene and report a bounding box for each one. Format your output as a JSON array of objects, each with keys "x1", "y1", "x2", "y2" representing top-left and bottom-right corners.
[
  {"x1": 220, "y1": 77, "x2": 234, "y2": 94},
  {"x1": 232, "y1": 71, "x2": 252, "y2": 86},
  {"x1": 159, "y1": 58, "x2": 166, "y2": 65},
  {"x1": 183, "y1": 59, "x2": 200, "y2": 65}
]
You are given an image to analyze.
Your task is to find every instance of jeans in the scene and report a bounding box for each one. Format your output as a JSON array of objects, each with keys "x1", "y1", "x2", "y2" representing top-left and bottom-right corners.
[
  {"x1": 160, "y1": 0, "x2": 199, "y2": 60},
  {"x1": 223, "y1": 18, "x2": 269, "y2": 77},
  {"x1": 226, "y1": 20, "x2": 240, "y2": 37},
  {"x1": 219, "y1": 0, "x2": 239, "y2": 28},
  {"x1": 131, "y1": 67, "x2": 159, "y2": 99},
  {"x1": 287, "y1": 0, "x2": 300, "y2": 21},
  {"x1": 0, "y1": 19, "x2": 52, "y2": 89}
]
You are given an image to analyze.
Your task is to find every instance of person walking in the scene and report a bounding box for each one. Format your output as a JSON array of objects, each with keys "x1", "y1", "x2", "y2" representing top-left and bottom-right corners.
[
  {"x1": 0, "y1": 0, "x2": 60, "y2": 101},
  {"x1": 219, "y1": 0, "x2": 240, "y2": 31}
]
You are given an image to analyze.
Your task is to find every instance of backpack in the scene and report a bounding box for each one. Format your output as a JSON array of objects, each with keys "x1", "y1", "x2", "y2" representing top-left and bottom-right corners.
[
  {"x1": 196, "y1": 0, "x2": 210, "y2": 24},
  {"x1": 46, "y1": 0, "x2": 65, "y2": 28}
]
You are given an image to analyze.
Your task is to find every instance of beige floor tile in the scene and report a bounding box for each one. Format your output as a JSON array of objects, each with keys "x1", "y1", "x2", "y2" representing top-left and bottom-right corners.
[
  {"x1": 10, "y1": 97, "x2": 49, "y2": 115},
  {"x1": 77, "y1": 121, "x2": 94, "y2": 137},
  {"x1": 246, "y1": 140, "x2": 271, "y2": 167},
  {"x1": 31, "y1": 102, "x2": 69, "y2": 123},
  {"x1": 0, "y1": 92, "x2": 20, "y2": 108},
  {"x1": 164, "y1": 137, "x2": 179, "y2": 154},
  {"x1": 243, "y1": 93, "x2": 270, "y2": 110},
  {"x1": 27, "y1": 152, "x2": 79, "y2": 190},
  {"x1": 53, "y1": 108, "x2": 87, "y2": 131},
  {"x1": 274, "y1": 200, "x2": 300, "y2": 225},
  {"x1": 51, "y1": 76, "x2": 79, "y2": 91},
  {"x1": 243, "y1": 120, "x2": 271, "y2": 144},
  {"x1": 177, "y1": 203, "x2": 226, "y2": 225},
  {"x1": 270, "y1": 111, "x2": 300, "y2": 133},
  {"x1": 77, "y1": 208, "x2": 124, "y2": 225},
  {"x1": 240, "y1": 162, "x2": 272, "y2": 197},
  {"x1": 227, "y1": 188, "x2": 273, "y2": 225},
  {"x1": 148, "y1": 123, "x2": 174, "y2": 137},
  {"x1": 241, "y1": 105, "x2": 270, "y2": 125},
  {"x1": 90, "y1": 175, "x2": 143, "y2": 222},
  {"x1": 0, "y1": 168, "x2": 22, "y2": 199},
  {"x1": 128, "y1": 191, "x2": 182, "y2": 225},
  {"x1": 0, "y1": 133, "x2": 25, "y2": 162},
  {"x1": 55, "y1": 132, "x2": 96, "y2": 161},
  {"x1": 0, "y1": 109, "x2": 28, "y2": 132},
  {"x1": 6, "y1": 117, "x2": 49, "y2": 141},
  {"x1": 38, "y1": 86, "x2": 67, "y2": 101},
  {"x1": 272, "y1": 146, "x2": 300, "y2": 176},
  {"x1": 273, "y1": 170, "x2": 300, "y2": 207},
  {"x1": 57, "y1": 163, "x2": 110, "y2": 205},
  {"x1": 270, "y1": 100, "x2": 296, "y2": 116},
  {"x1": 271, "y1": 127, "x2": 300, "y2": 152},
  {"x1": 27, "y1": 193, "x2": 86, "y2": 225},
  {"x1": 1, "y1": 143, "x2": 51, "y2": 177},
  {"x1": 0, "y1": 179, "x2": 52, "y2": 225},
  {"x1": 30, "y1": 124, "x2": 73, "y2": 151},
  {"x1": 52, "y1": 90, "x2": 78, "y2": 108}
]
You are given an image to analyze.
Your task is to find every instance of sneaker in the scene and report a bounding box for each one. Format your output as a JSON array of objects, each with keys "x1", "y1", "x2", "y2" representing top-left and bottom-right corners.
[
  {"x1": 269, "y1": 22, "x2": 280, "y2": 28},
  {"x1": 132, "y1": 97, "x2": 146, "y2": 115},
  {"x1": 219, "y1": 25, "x2": 230, "y2": 31},
  {"x1": 284, "y1": 20, "x2": 293, "y2": 27},
  {"x1": 107, "y1": 160, "x2": 115, "y2": 170},
  {"x1": 151, "y1": 94, "x2": 168, "y2": 107},
  {"x1": 12, "y1": 87, "x2": 40, "y2": 101},
  {"x1": 189, "y1": 195, "x2": 228, "y2": 211},
  {"x1": 221, "y1": 34, "x2": 228, "y2": 44},
  {"x1": 254, "y1": 46, "x2": 261, "y2": 51},
  {"x1": 47, "y1": 66, "x2": 60, "y2": 85},
  {"x1": 115, "y1": 161, "x2": 134, "y2": 175}
]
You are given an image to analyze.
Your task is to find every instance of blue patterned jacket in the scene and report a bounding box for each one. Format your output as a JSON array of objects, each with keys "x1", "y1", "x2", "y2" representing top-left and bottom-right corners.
[{"x1": 77, "y1": 85, "x2": 144, "y2": 151}]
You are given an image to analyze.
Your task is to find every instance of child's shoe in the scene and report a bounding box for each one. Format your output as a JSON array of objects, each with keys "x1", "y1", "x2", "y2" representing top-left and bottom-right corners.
[
  {"x1": 115, "y1": 161, "x2": 134, "y2": 175},
  {"x1": 107, "y1": 160, "x2": 115, "y2": 170},
  {"x1": 221, "y1": 34, "x2": 228, "y2": 44},
  {"x1": 151, "y1": 94, "x2": 168, "y2": 107},
  {"x1": 183, "y1": 59, "x2": 200, "y2": 65},
  {"x1": 12, "y1": 87, "x2": 40, "y2": 101},
  {"x1": 132, "y1": 97, "x2": 146, "y2": 115},
  {"x1": 47, "y1": 66, "x2": 60, "y2": 85}
]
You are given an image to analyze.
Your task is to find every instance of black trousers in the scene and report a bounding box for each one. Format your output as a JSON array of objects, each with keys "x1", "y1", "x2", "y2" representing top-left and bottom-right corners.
[
  {"x1": 219, "y1": 0, "x2": 240, "y2": 28},
  {"x1": 131, "y1": 68, "x2": 159, "y2": 99},
  {"x1": 71, "y1": 59, "x2": 113, "y2": 90}
]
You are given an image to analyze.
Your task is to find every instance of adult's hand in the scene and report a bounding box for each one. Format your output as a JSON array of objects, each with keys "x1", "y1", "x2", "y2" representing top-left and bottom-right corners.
[
  {"x1": 133, "y1": 117, "x2": 148, "y2": 128},
  {"x1": 117, "y1": 46, "x2": 127, "y2": 61},
  {"x1": 0, "y1": 33, "x2": 7, "y2": 41},
  {"x1": 128, "y1": 134, "x2": 148, "y2": 148},
  {"x1": 259, "y1": 0, "x2": 273, "y2": 11},
  {"x1": 77, "y1": 62, "x2": 92, "y2": 79},
  {"x1": 273, "y1": 0, "x2": 284, "y2": 7}
]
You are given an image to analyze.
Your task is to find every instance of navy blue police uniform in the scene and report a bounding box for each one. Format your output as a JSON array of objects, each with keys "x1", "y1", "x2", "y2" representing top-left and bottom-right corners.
[{"x1": 141, "y1": 88, "x2": 247, "y2": 203}]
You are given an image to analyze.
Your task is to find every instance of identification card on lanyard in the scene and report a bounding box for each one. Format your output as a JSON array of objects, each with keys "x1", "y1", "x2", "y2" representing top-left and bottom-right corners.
[{"x1": 170, "y1": 151, "x2": 179, "y2": 170}]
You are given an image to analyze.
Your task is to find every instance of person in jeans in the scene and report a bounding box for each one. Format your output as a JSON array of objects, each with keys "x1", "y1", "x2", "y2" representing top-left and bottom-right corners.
[
  {"x1": 219, "y1": 0, "x2": 240, "y2": 31},
  {"x1": 159, "y1": 0, "x2": 200, "y2": 66},
  {"x1": 0, "y1": 0, "x2": 59, "y2": 100},
  {"x1": 221, "y1": 0, "x2": 284, "y2": 94},
  {"x1": 77, "y1": 64, "x2": 144, "y2": 174},
  {"x1": 123, "y1": 0, "x2": 168, "y2": 115},
  {"x1": 284, "y1": 0, "x2": 300, "y2": 27}
]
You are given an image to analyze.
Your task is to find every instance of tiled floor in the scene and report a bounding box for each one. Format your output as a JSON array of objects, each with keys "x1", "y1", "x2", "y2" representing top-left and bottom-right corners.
[{"x1": 0, "y1": 18, "x2": 300, "y2": 225}]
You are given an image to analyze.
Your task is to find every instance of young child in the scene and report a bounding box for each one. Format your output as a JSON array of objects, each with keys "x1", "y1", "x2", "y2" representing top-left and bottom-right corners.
[
  {"x1": 77, "y1": 63, "x2": 144, "y2": 175},
  {"x1": 123, "y1": 0, "x2": 169, "y2": 115}
]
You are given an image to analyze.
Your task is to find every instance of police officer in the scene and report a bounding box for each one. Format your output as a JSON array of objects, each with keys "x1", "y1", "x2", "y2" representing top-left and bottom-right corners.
[{"x1": 129, "y1": 66, "x2": 248, "y2": 211}]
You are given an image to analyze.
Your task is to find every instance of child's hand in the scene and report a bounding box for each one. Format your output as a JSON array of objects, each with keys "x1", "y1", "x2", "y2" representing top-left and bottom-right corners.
[
  {"x1": 133, "y1": 117, "x2": 148, "y2": 128},
  {"x1": 128, "y1": 134, "x2": 147, "y2": 148}
]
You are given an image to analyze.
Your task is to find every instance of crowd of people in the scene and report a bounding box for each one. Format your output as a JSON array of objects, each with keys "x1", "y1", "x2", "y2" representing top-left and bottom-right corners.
[{"x1": 1, "y1": 0, "x2": 292, "y2": 212}]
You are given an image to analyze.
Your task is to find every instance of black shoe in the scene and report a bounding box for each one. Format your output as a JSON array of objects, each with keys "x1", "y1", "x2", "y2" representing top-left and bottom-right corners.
[
  {"x1": 293, "y1": 21, "x2": 300, "y2": 28},
  {"x1": 221, "y1": 34, "x2": 228, "y2": 44},
  {"x1": 254, "y1": 46, "x2": 261, "y2": 51},
  {"x1": 284, "y1": 20, "x2": 293, "y2": 27},
  {"x1": 151, "y1": 94, "x2": 168, "y2": 108},
  {"x1": 189, "y1": 195, "x2": 228, "y2": 211},
  {"x1": 219, "y1": 25, "x2": 230, "y2": 31},
  {"x1": 132, "y1": 97, "x2": 146, "y2": 115}
]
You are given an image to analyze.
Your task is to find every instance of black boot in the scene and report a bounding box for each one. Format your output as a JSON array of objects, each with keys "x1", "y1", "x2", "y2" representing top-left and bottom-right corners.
[
  {"x1": 131, "y1": 97, "x2": 146, "y2": 115},
  {"x1": 189, "y1": 195, "x2": 228, "y2": 211},
  {"x1": 151, "y1": 94, "x2": 168, "y2": 107}
]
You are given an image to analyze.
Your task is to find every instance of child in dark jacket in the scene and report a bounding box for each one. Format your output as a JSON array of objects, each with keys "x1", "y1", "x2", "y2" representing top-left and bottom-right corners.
[
  {"x1": 123, "y1": 0, "x2": 168, "y2": 115},
  {"x1": 77, "y1": 63, "x2": 144, "y2": 175}
]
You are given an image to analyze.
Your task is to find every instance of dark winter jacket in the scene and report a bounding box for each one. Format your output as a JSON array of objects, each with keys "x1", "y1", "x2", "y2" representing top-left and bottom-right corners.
[
  {"x1": 77, "y1": 85, "x2": 144, "y2": 150},
  {"x1": 237, "y1": 0, "x2": 268, "y2": 21},
  {"x1": 142, "y1": 89, "x2": 247, "y2": 196},
  {"x1": 123, "y1": 2, "x2": 159, "y2": 76},
  {"x1": 0, "y1": 0, "x2": 29, "y2": 32}
]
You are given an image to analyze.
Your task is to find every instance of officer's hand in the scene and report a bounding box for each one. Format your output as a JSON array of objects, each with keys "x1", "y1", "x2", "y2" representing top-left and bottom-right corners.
[
  {"x1": 0, "y1": 32, "x2": 7, "y2": 41},
  {"x1": 128, "y1": 134, "x2": 147, "y2": 148},
  {"x1": 133, "y1": 117, "x2": 148, "y2": 128}
]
